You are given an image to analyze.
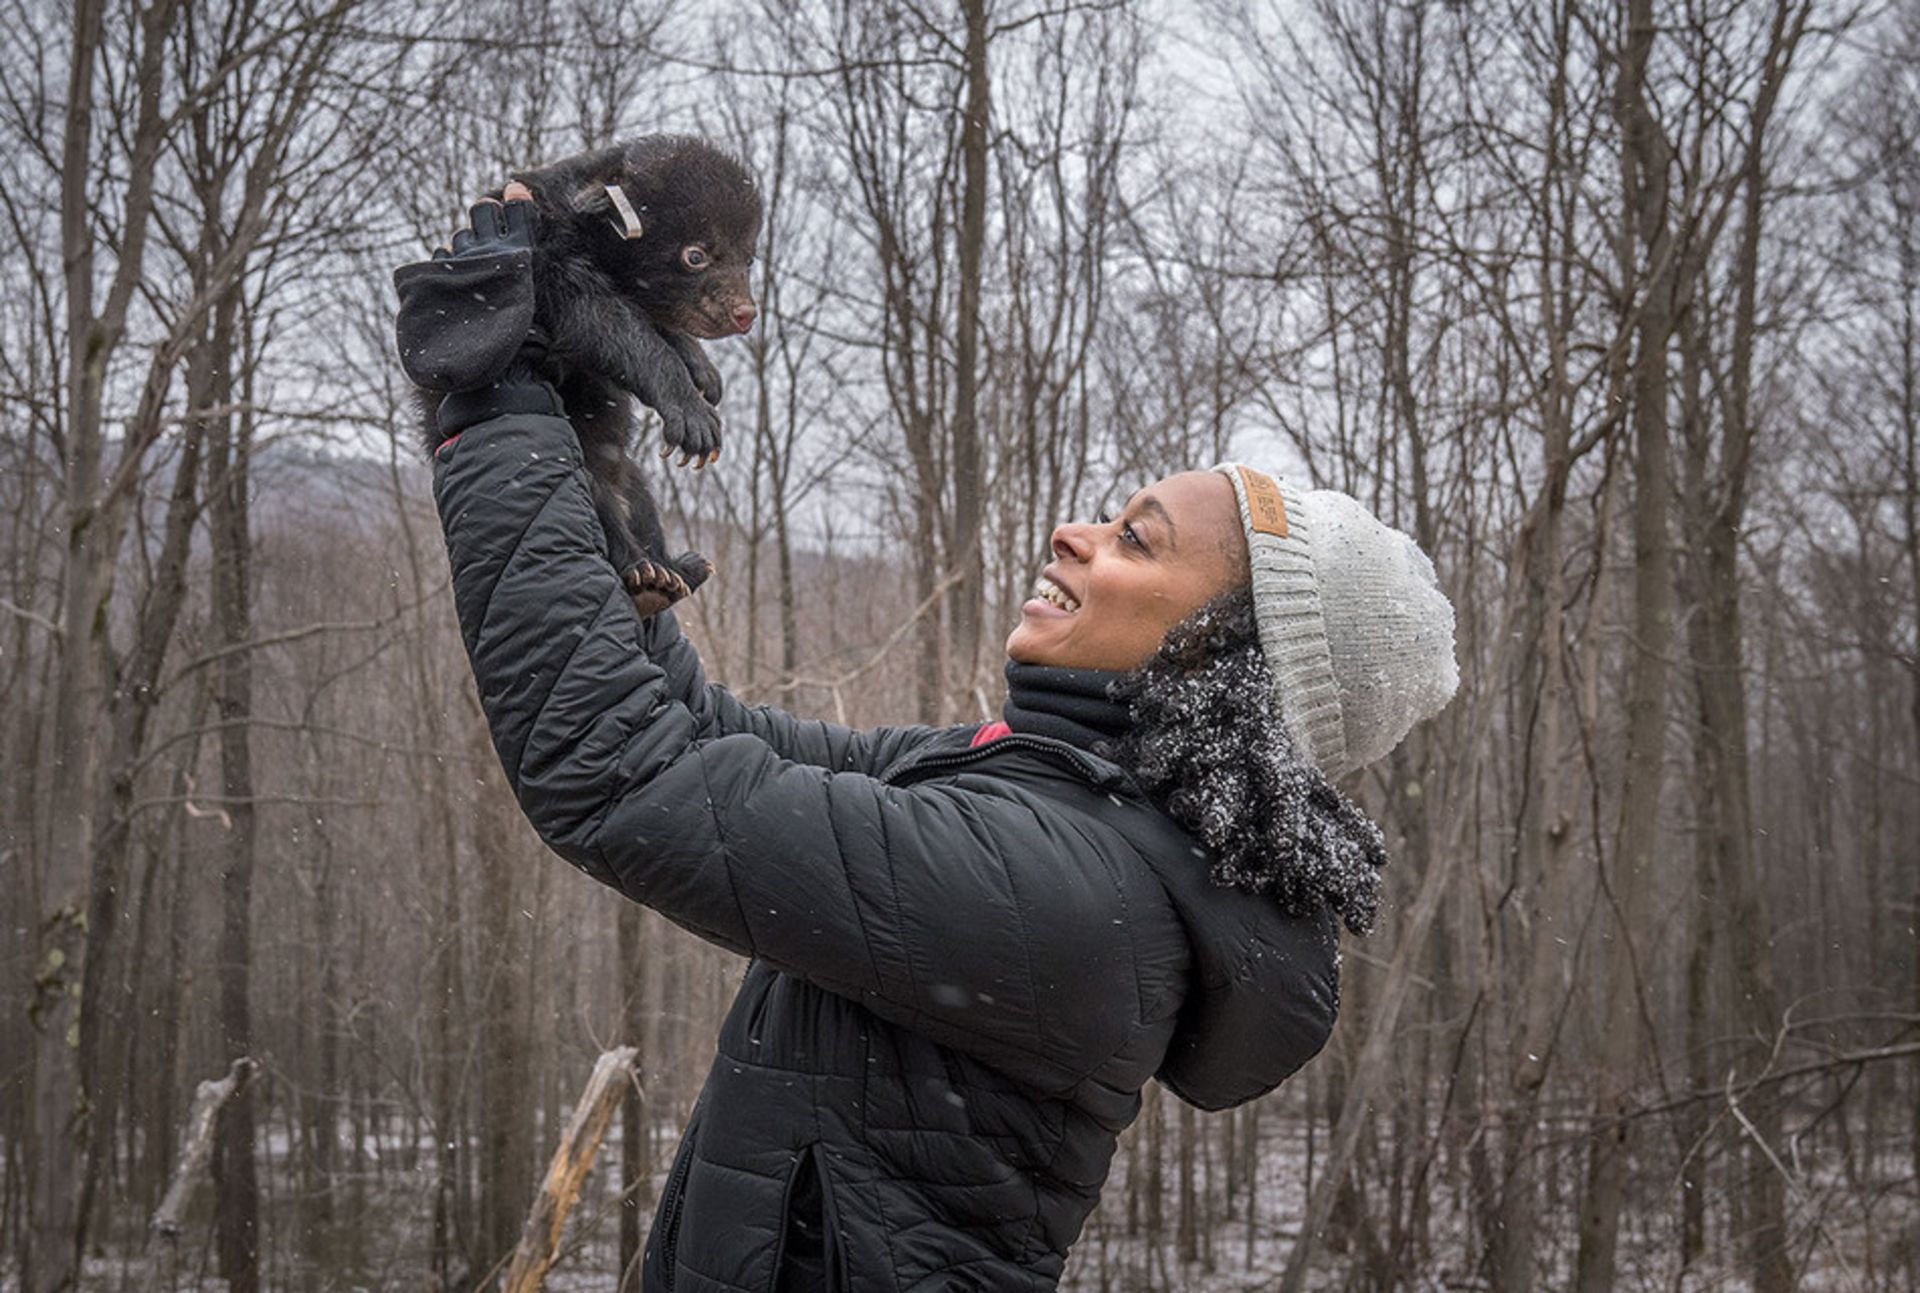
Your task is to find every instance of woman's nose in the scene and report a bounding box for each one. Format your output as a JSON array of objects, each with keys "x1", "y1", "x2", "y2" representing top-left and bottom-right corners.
[{"x1": 1051, "y1": 522, "x2": 1093, "y2": 562}]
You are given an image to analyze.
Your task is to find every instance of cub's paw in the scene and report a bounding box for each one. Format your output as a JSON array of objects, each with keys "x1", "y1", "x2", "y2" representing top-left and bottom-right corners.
[
  {"x1": 657, "y1": 393, "x2": 723, "y2": 467},
  {"x1": 623, "y1": 560, "x2": 695, "y2": 618},
  {"x1": 669, "y1": 551, "x2": 714, "y2": 595}
]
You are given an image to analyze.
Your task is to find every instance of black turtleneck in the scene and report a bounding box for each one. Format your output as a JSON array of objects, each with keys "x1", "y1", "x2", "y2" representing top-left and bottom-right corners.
[{"x1": 1001, "y1": 661, "x2": 1133, "y2": 752}]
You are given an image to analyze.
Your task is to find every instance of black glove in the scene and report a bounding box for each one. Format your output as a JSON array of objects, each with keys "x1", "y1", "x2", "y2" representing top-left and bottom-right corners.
[{"x1": 393, "y1": 196, "x2": 545, "y2": 393}]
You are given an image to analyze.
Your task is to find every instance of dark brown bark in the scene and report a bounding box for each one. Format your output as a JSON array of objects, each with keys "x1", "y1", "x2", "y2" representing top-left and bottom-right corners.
[{"x1": 207, "y1": 321, "x2": 261, "y2": 1293}]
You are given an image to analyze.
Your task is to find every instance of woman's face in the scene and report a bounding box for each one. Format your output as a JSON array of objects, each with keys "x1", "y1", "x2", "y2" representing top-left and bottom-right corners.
[{"x1": 1006, "y1": 470, "x2": 1248, "y2": 671}]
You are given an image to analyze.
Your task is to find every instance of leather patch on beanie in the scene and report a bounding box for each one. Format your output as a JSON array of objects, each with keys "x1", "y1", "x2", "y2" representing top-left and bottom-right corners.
[{"x1": 1236, "y1": 466, "x2": 1290, "y2": 538}]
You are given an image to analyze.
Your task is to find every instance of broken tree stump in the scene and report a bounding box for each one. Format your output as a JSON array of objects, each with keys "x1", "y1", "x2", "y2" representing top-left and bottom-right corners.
[
  {"x1": 143, "y1": 1057, "x2": 259, "y2": 1286},
  {"x1": 501, "y1": 1046, "x2": 639, "y2": 1292}
]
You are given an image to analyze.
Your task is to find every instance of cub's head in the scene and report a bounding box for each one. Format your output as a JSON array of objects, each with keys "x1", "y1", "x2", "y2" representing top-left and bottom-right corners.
[{"x1": 520, "y1": 135, "x2": 763, "y2": 340}]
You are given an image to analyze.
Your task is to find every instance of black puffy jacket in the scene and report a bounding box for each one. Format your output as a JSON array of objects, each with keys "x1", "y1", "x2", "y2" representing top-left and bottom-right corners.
[{"x1": 432, "y1": 390, "x2": 1341, "y2": 1292}]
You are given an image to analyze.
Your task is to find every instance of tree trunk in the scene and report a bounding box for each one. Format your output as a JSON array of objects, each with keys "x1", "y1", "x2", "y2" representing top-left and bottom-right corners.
[
  {"x1": 947, "y1": 0, "x2": 991, "y2": 713},
  {"x1": 1491, "y1": 15, "x2": 1591, "y2": 1285},
  {"x1": 618, "y1": 903, "x2": 651, "y2": 1286},
  {"x1": 1679, "y1": 796, "x2": 1716, "y2": 1267},
  {"x1": 29, "y1": 2, "x2": 119, "y2": 1278},
  {"x1": 307, "y1": 816, "x2": 340, "y2": 1267},
  {"x1": 475, "y1": 774, "x2": 534, "y2": 1269},
  {"x1": 143, "y1": 793, "x2": 193, "y2": 1223},
  {"x1": 1574, "y1": 5, "x2": 1679, "y2": 1285},
  {"x1": 207, "y1": 340, "x2": 261, "y2": 1293},
  {"x1": 430, "y1": 827, "x2": 465, "y2": 1289},
  {"x1": 1676, "y1": 11, "x2": 1807, "y2": 1286},
  {"x1": 76, "y1": 293, "x2": 214, "y2": 1256},
  {"x1": 1175, "y1": 1099, "x2": 1196, "y2": 1264}
]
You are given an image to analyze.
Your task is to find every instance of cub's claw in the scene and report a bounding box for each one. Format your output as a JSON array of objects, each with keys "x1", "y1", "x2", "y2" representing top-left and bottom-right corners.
[{"x1": 623, "y1": 560, "x2": 694, "y2": 618}]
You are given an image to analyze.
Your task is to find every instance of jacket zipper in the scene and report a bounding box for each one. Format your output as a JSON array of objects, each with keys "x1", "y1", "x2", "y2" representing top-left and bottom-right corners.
[
  {"x1": 880, "y1": 732, "x2": 1126, "y2": 788},
  {"x1": 657, "y1": 1123, "x2": 700, "y2": 1291},
  {"x1": 812, "y1": 1143, "x2": 848, "y2": 1292}
]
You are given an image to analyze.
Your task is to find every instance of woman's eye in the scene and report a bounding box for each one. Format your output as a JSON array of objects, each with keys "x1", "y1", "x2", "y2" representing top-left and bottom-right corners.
[
  {"x1": 681, "y1": 246, "x2": 710, "y2": 269},
  {"x1": 1096, "y1": 512, "x2": 1143, "y2": 548}
]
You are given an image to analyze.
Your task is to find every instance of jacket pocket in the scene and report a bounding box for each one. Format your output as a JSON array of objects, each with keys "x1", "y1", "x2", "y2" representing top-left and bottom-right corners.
[
  {"x1": 811, "y1": 1145, "x2": 847, "y2": 1293},
  {"x1": 773, "y1": 1143, "x2": 844, "y2": 1293}
]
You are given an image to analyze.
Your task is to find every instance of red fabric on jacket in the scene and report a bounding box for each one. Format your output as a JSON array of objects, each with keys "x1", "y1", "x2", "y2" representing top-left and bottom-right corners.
[{"x1": 971, "y1": 720, "x2": 1012, "y2": 747}]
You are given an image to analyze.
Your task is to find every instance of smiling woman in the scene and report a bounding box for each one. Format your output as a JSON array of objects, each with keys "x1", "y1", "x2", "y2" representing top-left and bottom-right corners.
[
  {"x1": 405, "y1": 199, "x2": 1456, "y2": 1291},
  {"x1": 1005, "y1": 463, "x2": 1458, "y2": 937}
]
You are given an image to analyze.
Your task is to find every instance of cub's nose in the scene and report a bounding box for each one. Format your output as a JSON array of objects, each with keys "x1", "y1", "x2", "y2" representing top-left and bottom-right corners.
[{"x1": 732, "y1": 302, "x2": 758, "y2": 333}]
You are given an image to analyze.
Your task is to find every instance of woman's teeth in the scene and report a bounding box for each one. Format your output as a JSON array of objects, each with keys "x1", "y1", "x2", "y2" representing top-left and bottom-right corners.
[{"x1": 1034, "y1": 576, "x2": 1080, "y2": 613}]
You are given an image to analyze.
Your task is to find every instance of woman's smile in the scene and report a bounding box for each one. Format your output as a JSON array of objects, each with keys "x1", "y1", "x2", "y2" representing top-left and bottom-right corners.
[{"x1": 1027, "y1": 570, "x2": 1082, "y2": 615}]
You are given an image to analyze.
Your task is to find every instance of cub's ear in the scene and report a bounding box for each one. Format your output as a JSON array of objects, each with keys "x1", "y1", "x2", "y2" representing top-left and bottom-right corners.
[{"x1": 569, "y1": 181, "x2": 645, "y2": 240}]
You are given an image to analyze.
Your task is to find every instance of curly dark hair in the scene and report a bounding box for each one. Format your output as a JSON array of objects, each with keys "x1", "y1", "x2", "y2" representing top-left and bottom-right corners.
[{"x1": 1101, "y1": 587, "x2": 1389, "y2": 935}]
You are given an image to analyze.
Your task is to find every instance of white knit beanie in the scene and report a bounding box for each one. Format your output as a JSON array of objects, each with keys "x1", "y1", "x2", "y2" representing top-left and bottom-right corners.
[{"x1": 1211, "y1": 463, "x2": 1459, "y2": 780}]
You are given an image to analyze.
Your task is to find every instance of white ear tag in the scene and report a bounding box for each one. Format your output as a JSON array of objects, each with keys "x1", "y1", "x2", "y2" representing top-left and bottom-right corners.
[{"x1": 606, "y1": 185, "x2": 644, "y2": 240}]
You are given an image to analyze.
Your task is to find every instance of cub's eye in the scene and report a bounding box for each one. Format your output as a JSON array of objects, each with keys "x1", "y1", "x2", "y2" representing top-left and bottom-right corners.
[{"x1": 681, "y1": 245, "x2": 710, "y2": 270}]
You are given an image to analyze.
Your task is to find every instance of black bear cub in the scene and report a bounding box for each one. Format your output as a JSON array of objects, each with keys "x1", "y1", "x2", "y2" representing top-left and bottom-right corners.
[{"x1": 419, "y1": 135, "x2": 763, "y2": 615}]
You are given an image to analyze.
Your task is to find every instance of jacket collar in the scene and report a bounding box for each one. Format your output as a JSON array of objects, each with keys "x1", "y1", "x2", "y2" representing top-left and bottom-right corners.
[{"x1": 1000, "y1": 661, "x2": 1131, "y2": 753}]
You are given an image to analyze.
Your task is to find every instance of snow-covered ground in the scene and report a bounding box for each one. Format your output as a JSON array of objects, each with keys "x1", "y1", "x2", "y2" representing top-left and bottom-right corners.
[{"x1": 16, "y1": 1102, "x2": 1914, "y2": 1291}]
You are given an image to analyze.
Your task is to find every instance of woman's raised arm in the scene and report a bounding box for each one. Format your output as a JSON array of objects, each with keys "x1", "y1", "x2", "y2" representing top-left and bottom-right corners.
[{"x1": 433, "y1": 400, "x2": 1192, "y2": 1097}]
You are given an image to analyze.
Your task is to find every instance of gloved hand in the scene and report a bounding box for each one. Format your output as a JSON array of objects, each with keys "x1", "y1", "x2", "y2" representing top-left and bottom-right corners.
[{"x1": 393, "y1": 185, "x2": 546, "y2": 394}]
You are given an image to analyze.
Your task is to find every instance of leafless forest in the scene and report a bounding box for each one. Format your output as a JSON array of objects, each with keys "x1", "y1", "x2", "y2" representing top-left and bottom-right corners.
[{"x1": 2, "y1": 0, "x2": 1916, "y2": 1288}]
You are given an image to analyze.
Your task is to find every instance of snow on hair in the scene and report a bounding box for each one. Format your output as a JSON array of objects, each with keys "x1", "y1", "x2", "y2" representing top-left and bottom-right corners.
[{"x1": 1101, "y1": 587, "x2": 1389, "y2": 936}]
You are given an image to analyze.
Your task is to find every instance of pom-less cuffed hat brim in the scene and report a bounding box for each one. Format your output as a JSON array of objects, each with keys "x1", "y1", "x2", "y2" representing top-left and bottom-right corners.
[{"x1": 1214, "y1": 464, "x2": 1348, "y2": 776}]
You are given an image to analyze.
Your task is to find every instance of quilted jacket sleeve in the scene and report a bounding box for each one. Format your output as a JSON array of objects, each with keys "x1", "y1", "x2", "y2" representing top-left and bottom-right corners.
[
  {"x1": 633, "y1": 610, "x2": 944, "y2": 776},
  {"x1": 433, "y1": 405, "x2": 1172, "y2": 1094}
]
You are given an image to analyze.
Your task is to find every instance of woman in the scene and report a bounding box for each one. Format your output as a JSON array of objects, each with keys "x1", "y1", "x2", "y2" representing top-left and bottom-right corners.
[{"x1": 405, "y1": 192, "x2": 1456, "y2": 1292}]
